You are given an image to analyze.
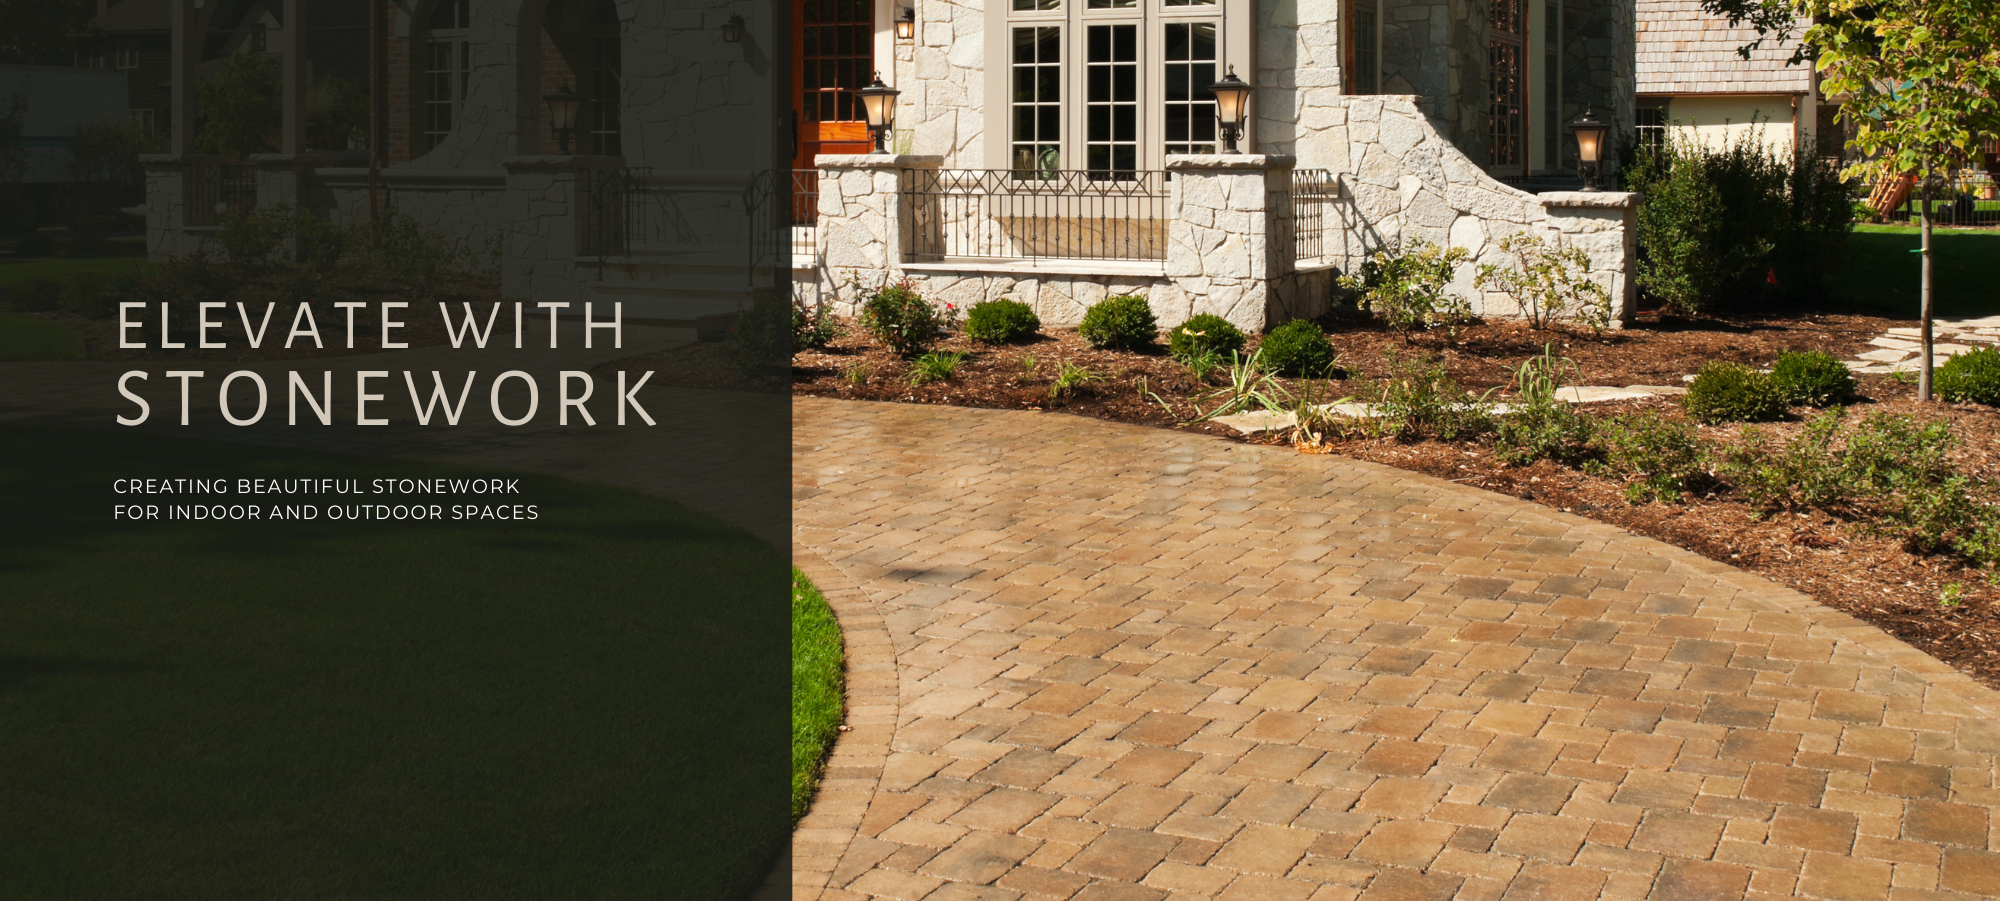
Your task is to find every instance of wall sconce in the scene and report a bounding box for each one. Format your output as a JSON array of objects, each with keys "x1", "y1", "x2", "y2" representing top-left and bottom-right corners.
[
  {"x1": 721, "y1": 13, "x2": 745, "y2": 43},
  {"x1": 895, "y1": 7, "x2": 915, "y2": 41},
  {"x1": 1208, "y1": 67, "x2": 1253, "y2": 154}
]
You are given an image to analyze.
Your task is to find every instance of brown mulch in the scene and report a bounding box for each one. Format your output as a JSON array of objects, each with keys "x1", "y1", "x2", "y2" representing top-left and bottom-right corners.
[
  {"x1": 43, "y1": 270, "x2": 503, "y2": 363},
  {"x1": 773, "y1": 309, "x2": 2000, "y2": 688}
]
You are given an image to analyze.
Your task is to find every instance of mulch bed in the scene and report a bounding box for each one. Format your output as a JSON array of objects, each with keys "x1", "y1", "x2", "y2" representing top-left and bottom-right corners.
[{"x1": 781, "y1": 309, "x2": 2000, "y2": 688}]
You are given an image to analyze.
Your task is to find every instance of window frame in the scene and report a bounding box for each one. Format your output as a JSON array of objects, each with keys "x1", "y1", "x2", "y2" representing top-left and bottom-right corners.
[
  {"x1": 417, "y1": 0, "x2": 472, "y2": 156},
  {"x1": 984, "y1": 0, "x2": 1252, "y2": 175},
  {"x1": 583, "y1": 0, "x2": 622, "y2": 157},
  {"x1": 1344, "y1": 0, "x2": 1380, "y2": 95}
]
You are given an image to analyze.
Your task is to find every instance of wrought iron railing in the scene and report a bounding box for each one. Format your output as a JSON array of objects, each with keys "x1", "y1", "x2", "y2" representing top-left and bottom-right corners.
[
  {"x1": 577, "y1": 167, "x2": 629, "y2": 257},
  {"x1": 1292, "y1": 169, "x2": 1338, "y2": 264},
  {"x1": 745, "y1": 169, "x2": 818, "y2": 284},
  {"x1": 1860, "y1": 174, "x2": 2000, "y2": 228},
  {"x1": 183, "y1": 162, "x2": 256, "y2": 227},
  {"x1": 903, "y1": 169, "x2": 1170, "y2": 262}
]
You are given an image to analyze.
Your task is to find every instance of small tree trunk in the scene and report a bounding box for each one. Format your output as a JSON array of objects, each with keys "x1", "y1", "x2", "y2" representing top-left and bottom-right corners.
[{"x1": 1920, "y1": 184, "x2": 1935, "y2": 402}]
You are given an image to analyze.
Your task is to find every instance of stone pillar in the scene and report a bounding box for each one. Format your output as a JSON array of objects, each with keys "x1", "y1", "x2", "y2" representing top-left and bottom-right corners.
[
  {"x1": 280, "y1": 0, "x2": 309, "y2": 156},
  {"x1": 1538, "y1": 190, "x2": 1641, "y2": 326},
  {"x1": 1165, "y1": 153, "x2": 1296, "y2": 332},
  {"x1": 816, "y1": 153, "x2": 941, "y2": 311}
]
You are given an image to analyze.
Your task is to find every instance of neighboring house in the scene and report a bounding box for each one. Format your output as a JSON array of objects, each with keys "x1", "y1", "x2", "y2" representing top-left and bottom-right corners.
[
  {"x1": 1634, "y1": 0, "x2": 1827, "y2": 158},
  {"x1": 142, "y1": 0, "x2": 1644, "y2": 333},
  {"x1": 0, "y1": 64, "x2": 131, "y2": 226}
]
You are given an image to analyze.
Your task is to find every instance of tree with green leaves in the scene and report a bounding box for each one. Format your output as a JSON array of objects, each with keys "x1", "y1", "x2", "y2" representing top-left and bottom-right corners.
[
  {"x1": 197, "y1": 53, "x2": 282, "y2": 158},
  {"x1": 0, "y1": 0, "x2": 96, "y2": 65},
  {"x1": 1700, "y1": 0, "x2": 2000, "y2": 401}
]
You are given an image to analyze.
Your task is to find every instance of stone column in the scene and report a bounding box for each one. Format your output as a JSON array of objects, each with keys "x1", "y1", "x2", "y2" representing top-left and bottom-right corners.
[
  {"x1": 1165, "y1": 153, "x2": 1296, "y2": 332},
  {"x1": 1538, "y1": 190, "x2": 1641, "y2": 326},
  {"x1": 816, "y1": 153, "x2": 941, "y2": 311}
]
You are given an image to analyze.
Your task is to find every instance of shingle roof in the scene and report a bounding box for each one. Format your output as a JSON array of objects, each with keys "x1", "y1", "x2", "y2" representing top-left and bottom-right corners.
[
  {"x1": 1636, "y1": 0, "x2": 1812, "y2": 94},
  {"x1": 90, "y1": 0, "x2": 172, "y2": 33}
]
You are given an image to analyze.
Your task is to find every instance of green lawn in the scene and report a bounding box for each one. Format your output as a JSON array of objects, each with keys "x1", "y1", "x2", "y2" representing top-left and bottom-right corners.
[
  {"x1": 0, "y1": 427, "x2": 788, "y2": 900},
  {"x1": 0, "y1": 237, "x2": 149, "y2": 294},
  {"x1": 0, "y1": 313, "x2": 84, "y2": 360},
  {"x1": 791, "y1": 569, "x2": 845, "y2": 820},
  {"x1": 1831, "y1": 225, "x2": 2000, "y2": 319}
]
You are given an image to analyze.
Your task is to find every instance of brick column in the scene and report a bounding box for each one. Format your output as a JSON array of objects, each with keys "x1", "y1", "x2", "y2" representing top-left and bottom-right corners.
[
  {"x1": 1166, "y1": 153, "x2": 1296, "y2": 332},
  {"x1": 816, "y1": 153, "x2": 940, "y2": 310}
]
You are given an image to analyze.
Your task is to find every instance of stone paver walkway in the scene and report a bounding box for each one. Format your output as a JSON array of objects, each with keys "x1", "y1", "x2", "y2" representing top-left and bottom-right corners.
[
  {"x1": 793, "y1": 397, "x2": 2000, "y2": 901},
  {"x1": 1843, "y1": 318, "x2": 2000, "y2": 375}
]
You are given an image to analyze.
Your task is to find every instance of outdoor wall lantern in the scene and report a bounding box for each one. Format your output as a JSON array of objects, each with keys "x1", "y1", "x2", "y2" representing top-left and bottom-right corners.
[
  {"x1": 895, "y1": 7, "x2": 916, "y2": 41},
  {"x1": 544, "y1": 83, "x2": 584, "y2": 153},
  {"x1": 1209, "y1": 67, "x2": 1253, "y2": 154},
  {"x1": 721, "y1": 14, "x2": 745, "y2": 43},
  {"x1": 1569, "y1": 106, "x2": 1609, "y2": 191},
  {"x1": 858, "y1": 73, "x2": 900, "y2": 154}
]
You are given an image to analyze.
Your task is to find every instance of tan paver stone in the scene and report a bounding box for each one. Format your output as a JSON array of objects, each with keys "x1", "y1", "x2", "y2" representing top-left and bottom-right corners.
[{"x1": 783, "y1": 400, "x2": 2000, "y2": 901}]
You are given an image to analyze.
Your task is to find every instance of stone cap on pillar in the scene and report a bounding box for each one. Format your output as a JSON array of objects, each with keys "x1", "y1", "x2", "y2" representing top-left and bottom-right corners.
[
  {"x1": 1165, "y1": 154, "x2": 1297, "y2": 171},
  {"x1": 1539, "y1": 191, "x2": 1640, "y2": 210},
  {"x1": 817, "y1": 153, "x2": 943, "y2": 171}
]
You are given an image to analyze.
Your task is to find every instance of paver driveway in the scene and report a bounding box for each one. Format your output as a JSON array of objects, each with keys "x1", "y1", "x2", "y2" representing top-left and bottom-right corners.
[{"x1": 793, "y1": 397, "x2": 2000, "y2": 901}]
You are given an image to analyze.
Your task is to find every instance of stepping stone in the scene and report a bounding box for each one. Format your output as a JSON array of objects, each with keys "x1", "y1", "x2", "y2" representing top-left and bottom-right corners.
[
  {"x1": 1859, "y1": 348, "x2": 1914, "y2": 362},
  {"x1": 1887, "y1": 328, "x2": 1924, "y2": 337},
  {"x1": 1958, "y1": 333, "x2": 2000, "y2": 343},
  {"x1": 1935, "y1": 344, "x2": 1976, "y2": 355},
  {"x1": 1871, "y1": 336, "x2": 1921, "y2": 350},
  {"x1": 1626, "y1": 385, "x2": 1689, "y2": 395},
  {"x1": 1557, "y1": 386, "x2": 1657, "y2": 403}
]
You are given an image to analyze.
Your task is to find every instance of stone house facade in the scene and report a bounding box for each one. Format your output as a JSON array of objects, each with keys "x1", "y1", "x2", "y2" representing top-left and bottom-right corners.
[{"x1": 138, "y1": 0, "x2": 1639, "y2": 334}]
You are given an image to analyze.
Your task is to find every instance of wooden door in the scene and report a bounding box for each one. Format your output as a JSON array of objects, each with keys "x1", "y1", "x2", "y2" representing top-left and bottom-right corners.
[{"x1": 793, "y1": 0, "x2": 874, "y2": 176}]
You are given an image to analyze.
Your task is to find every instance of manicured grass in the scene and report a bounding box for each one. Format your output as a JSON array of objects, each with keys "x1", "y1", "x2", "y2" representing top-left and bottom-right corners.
[
  {"x1": 0, "y1": 427, "x2": 789, "y2": 899},
  {"x1": 1831, "y1": 225, "x2": 2000, "y2": 319},
  {"x1": 0, "y1": 238, "x2": 148, "y2": 294},
  {"x1": 792, "y1": 568, "x2": 846, "y2": 820},
  {"x1": 0, "y1": 313, "x2": 85, "y2": 360}
]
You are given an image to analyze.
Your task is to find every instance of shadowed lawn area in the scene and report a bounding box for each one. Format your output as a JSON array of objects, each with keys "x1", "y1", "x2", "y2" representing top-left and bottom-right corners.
[
  {"x1": 1832, "y1": 225, "x2": 2000, "y2": 319},
  {"x1": 0, "y1": 237, "x2": 148, "y2": 294},
  {"x1": 0, "y1": 313, "x2": 84, "y2": 360},
  {"x1": 792, "y1": 568, "x2": 844, "y2": 819},
  {"x1": 0, "y1": 426, "x2": 787, "y2": 900}
]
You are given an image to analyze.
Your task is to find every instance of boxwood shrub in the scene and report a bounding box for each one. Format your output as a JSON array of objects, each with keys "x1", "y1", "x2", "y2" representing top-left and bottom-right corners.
[
  {"x1": 1258, "y1": 320, "x2": 1339, "y2": 377},
  {"x1": 1938, "y1": 348, "x2": 2000, "y2": 406},
  {"x1": 1770, "y1": 349, "x2": 1857, "y2": 407},
  {"x1": 1167, "y1": 313, "x2": 1247, "y2": 362},
  {"x1": 963, "y1": 298, "x2": 1041, "y2": 343},
  {"x1": 1683, "y1": 360, "x2": 1787, "y2": 423},
  {"x1": 1078, "y1": 294, "x2": 1157, "y2": 350}
]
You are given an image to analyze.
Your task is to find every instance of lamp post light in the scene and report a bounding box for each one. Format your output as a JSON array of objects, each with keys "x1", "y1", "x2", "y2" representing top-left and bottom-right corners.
[
  {"x1": 858, "y1": 72, "x2": 899, "y2": 154},
  {"x1": 544, "y1": 82, "x2": 584, "y2": 153},
  {"x1": 721, "y1": 13, "x2": 745, "y2": 43},
  {"x1": 1568, "y1": 106, "x2": 1609, "y2": 191},
  {"x1": 894, "y1": 7, "x2": 915, "y2": 41},
  {"x1": 1208, "y1": 67, "x2": 1253, "y2": 154}
]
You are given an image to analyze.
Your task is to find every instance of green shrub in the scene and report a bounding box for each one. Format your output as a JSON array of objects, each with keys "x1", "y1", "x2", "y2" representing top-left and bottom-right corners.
[
  {"x1": 1591, "y1": 414, "x2": 1713, "y2": 504},
  {"x1": 210, "y1": 205, "x2": 296, "y2": 272},
  {"x1": 14, "y1": 230, "x2": 55, "y2": 258},
  {"x1": 907, "y1": 350, "x2": 968, "y2": 386},
  {"x1": 1258, "y1": 319, "x2": 1338, "y2": 377},
  {"x1": 1717, "y1": 409, "x2": 1852, "y2": 512},
  {"x1": 1770, "y1": 349, "x2": 1857, "y2": 407},
  {"x1": 1473, "y1": 232, "x2": 1612, "y2": 332},
  {"x1": 722, "y1": 289, "x2": 793, "y2": 380},
  {"x1": 359, "y1": 208, "x2": 478, "y2": 295},
  {"x1": 859, "y1": 279, "x2": 952, "y2": 355},
  {"x1": 294, "y1": 210, "x2": 356, "y2": 272},
  {"x1": 1078, "y1": 295, "x2": 1157, "y2": 350},
  {"x1": 60, "y1": 268, "x2": 137, "y2": 320},
  {"x1": 1683, "y1": 361, "x2": 1787, "y2": 424},
  {"x1": 65, "y1": 228, "x2": 109, "y2": 256},
  {"x1": 793, "y1": 300, "x2": 840, "y2": 352},
  {"x1": 1937, "y1": 348, "x2": 2000, "y2": 406},
  {"x1": 9, "y1": 276, "x2": 63, "y2": 312},
  {"x1": 1337, "y1": 238, "x2": 1474, "y2": 336},
  {"x1": 963, "y1": 299, "x2": 1041, "y2": 344},
  {"x1": 1495, "y1": 345, "x2": 1594, "y2": 466},
  {"x1": 1367, "y1": 348, "x2": 1492, "y2": 441},
  {"x1": 1168, "y1": 313, "x2": 1246, "y2": 362},
  {"x1": 1620, "y1": 132, "x2": 1851, "y2": 314}
]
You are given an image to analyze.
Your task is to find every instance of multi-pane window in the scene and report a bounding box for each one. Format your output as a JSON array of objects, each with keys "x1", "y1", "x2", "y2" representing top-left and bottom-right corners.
[
  {"x1": 1635, "y1": 106, "x2": 1667, "y2": 152},
  {"x1": 802, "y1": 0, "x2": 872, "y2": 124},
  {"x1": 1488, "y1": 0, "x2": 1524, "y2": 169},
  {"x1": 1085, "y1": 25, "x2": 1139, "y2": 175},
  {"x1": 420, "y1": 0, "x2": 471, "y2": 155},
  {"x1": 1163, "y1": 23, "x2": 1217, "y2": 154},
  {"x1": 996, "y1": 0, "x2": 1241, "y2": 178},
  {"x1": 586, "y1": 0, "x2": 621, "y2": 156},
  {"x1": 1542, "y1": 0, "x2": 1559, "y2": 167},
  {"x1": 115, "y1": 47, "x2": 139, "y2": 69},
  {"x1": 1011, "y1": 27, "x2": 1062, "y2": 176},
  {"x1": 1347, "y1": 0, "x2": 1378, "y2": 94}
]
